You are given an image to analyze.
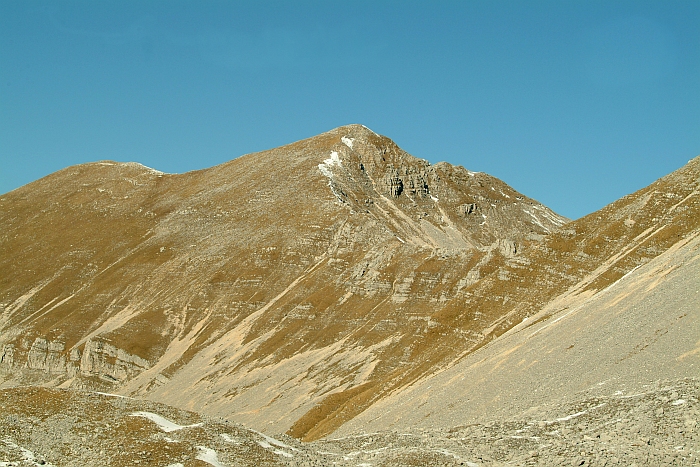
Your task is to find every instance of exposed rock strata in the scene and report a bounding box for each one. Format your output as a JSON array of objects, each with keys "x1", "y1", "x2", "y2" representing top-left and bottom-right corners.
[
  {"x1": 0, "y1": 337, "x2": 149, "y2": 382},
  {"x1": 80, "y1": 339, "x2": 150, "y2": 382}
]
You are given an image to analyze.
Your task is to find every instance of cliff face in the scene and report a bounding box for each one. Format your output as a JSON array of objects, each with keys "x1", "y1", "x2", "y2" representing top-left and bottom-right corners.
[
  {"x1": 1, "y1": 337, "x2": 148, "y2": 384},
  {"x1": 0, "y1": 125, "x2": 698, "y2": 440}
]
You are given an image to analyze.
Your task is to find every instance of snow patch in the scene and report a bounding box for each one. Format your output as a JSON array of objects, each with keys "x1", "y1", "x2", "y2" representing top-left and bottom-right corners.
[
  {"x1": 318, "y1": 151, "x2": 342, "y2": 178},
  {"x1": 341, "y1": 136, "x2": 354, "y2": 148},
  {"x1": 326, "y1": 432, "x2": 381, "y2": 442},
  {"x1": 318, "y1": 152, "x2": 345, "y2": 202},
  {"x1": 430, "y1": 195, "x2": 439, "y2": 202},
  {"x1": 618, "y1": 392, "x2": 646, "y2": 399},
  {"x1": 555, "y1": 410, "x2": 587, "y2": 422},
  {"x1": 434, "y1": 448, "x2": 461, "y2": 459},
  {"x1": 252, "y1": 430, "x2": 297, "y2": 451},
  {"x1": 532, "y1": 204, "x2": 567, "y2": 226},
  {"x1": 672, "y1": 399, "x2": 686, "y2": 406},
  {"x1": 0, "y1": 438, "x2": 56, "y2": 467},
  {"x1": 256, "y1": 440, "x2": 294, "y2": 457},
  {"x1": 130, "y1": 412, "x2": 203, "y2": 432},
  {"x1": 94, "y1": 391, "x2": 132, "y2": 399},
  {"x1": 196, "y1": 446, "x2": 225, "y2": 467},
  {"x1": 361, "y1": 124, "x2": 378, "y2": 135},
  {"x1": 522, "y1": 208, "x2": 549, "y2": 232},
  {"x1": 220, "y1": 433, "x2": 242, "y2": 444},
  {"x1": 123, "y1": 161, "x2": 166, "y2": 175},
  {"x1": 543, "y1": 403, "x2": 606, "y2": 425},
  {"x1": 251, "y1": 429, "x2": 297, "y2": 457},
  {"x1": 599, "y1": 265, "x2": 641, "y2": 295}
]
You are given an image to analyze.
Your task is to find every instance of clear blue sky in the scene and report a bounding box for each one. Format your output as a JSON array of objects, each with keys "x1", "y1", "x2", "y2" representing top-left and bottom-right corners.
[{"x1": 1, "y1": 1, "x2": 698, "y2": 219}]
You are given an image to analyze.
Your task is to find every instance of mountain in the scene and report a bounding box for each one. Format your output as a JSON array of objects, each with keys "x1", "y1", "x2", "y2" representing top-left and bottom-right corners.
[{"x1": 0, "y1": 125, "x2": 698, "y2": 447}]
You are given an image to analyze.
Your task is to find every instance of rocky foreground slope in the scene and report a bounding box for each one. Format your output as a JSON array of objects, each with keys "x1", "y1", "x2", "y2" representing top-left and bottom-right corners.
[
  {"x1": 1, "y1": 125, "x2": 699, "y2": 448},
  {"x1": 0, "y1": 377, "x2": 697, "y2": 466}
]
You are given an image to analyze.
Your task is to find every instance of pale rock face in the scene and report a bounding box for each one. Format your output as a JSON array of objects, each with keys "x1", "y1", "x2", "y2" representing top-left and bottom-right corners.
[
  {"x1": 497, "y1": 238, "x2": 518, "y2": 257},
  {"x1": 1, "y1": 344, "x2": 15, "y2": 367},
  {"x1": 3, "y1": 336, "x2": 148, "y2": 380},
  {"x1": 26, "y1": 338, "x2": 67, "y2": 374},
  {"x1": 80, "y1": 339, "x2": 150, "y2": 382},
  {"x1": 457, "y1": 203, "x2": 478, "y2": 216},
  {"x1": 382, "y1": 169, "x2": 404, "y2": 197}
]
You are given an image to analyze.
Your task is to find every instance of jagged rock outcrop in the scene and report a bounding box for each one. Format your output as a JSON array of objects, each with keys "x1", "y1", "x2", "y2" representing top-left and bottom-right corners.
[
  {"x1": 457, "y1": 202, "x2": 478, "y2": 216},
  {"x1": 0, "y1": 345, "x2": 14, "y2": 367},
  {"x1": 381, "y1": 168, "x2": 404, "y2": 197},
  {"x1": 0, "y1": 336, "x2": 148, "y2": 383},
  {"x1": 378, "y1": 166, "x2": 431, "y2": 199},
  {"x1": 497, "y1": 238, "x2": 518, "y2": 257},
  {"x1": 26, "y1": 338, "x2": 66, "y2": 374},
  {"x1": 80, "y1": 339, "x2": 150, "y2": 382}
]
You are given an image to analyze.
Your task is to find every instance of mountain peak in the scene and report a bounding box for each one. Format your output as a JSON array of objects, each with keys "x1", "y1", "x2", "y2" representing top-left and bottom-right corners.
[{"x1": 301, "y1": 125, "x2": 568, "y2": 250}]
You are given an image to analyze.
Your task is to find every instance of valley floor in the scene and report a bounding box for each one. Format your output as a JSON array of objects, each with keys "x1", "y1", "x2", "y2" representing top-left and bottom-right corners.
[{"x1": 0, "y1": 378, "x2": 697, "y2": 467}]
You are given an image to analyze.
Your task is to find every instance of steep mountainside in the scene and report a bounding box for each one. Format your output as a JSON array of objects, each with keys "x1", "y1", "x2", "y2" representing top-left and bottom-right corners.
[
  {"x1": 339, "y1": 225, "x2": 700, "y2": 434},
  {"x1": 1, "y1": 125, "x2": 698, "y2": 441}
]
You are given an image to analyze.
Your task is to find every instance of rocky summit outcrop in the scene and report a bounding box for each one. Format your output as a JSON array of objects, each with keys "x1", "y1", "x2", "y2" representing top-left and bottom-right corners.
[{"x1": 0, "y1": 125, "x2": 698, "y2": 443}]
